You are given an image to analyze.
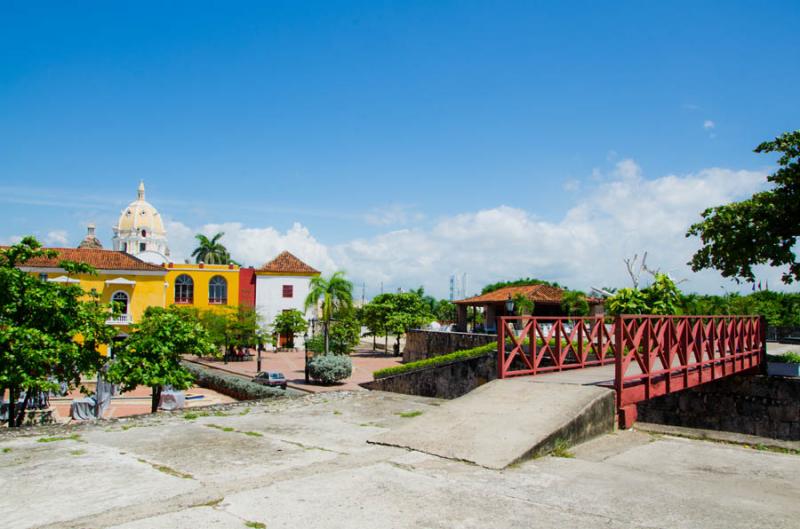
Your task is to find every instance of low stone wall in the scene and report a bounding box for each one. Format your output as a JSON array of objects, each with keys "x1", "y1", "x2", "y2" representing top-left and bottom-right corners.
[
  {"x1": 403, "y1": 330, "x2": 496, "y2": 363},
  {"x1": 362, "y1": 352, "x2": 496, "y2": 399},
  {"x1": 637, "y1": 374, "x2": 800, "y2": 441}
]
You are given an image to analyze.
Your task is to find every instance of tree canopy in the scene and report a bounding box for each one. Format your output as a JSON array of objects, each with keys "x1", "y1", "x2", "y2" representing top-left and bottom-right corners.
[
  {"x1": 106, "y1": 306, "x2": 215, "y2": 413},
  {"x1": 0, "y1": 237, "x2": 116, "y2": 426},
  {"x1": 191, "y1": 232, "x2": 232, "y2": 265},
  {"x1": 304, "y1": 271, "x2": 353, "y2": 354},
  {"x1": 272, "y1": 309, "x2": 309, "y2": 340},
  {"x1": 687, "y1": 130, "x2": 800, "y2": 284},
  {"x1": 481, "y1": 277, "x2": 563, "y2": 295}
]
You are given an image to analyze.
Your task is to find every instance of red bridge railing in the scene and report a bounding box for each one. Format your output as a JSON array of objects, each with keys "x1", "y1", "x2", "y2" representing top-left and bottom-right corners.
[{"x1": 497, "y1": 314, "x2": 766, "y2": 428}]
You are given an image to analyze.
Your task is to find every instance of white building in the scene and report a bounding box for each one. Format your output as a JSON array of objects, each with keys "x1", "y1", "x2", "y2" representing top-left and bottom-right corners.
[
  {"x1": 254, "y1": 251, "x2": 320, "y2": 346},
  {"x1": 112, "y1": 181, "x2": 170, "y2": 264}
]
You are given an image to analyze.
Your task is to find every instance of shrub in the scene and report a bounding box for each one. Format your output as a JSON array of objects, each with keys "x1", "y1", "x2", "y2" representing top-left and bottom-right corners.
[
  {"x1": 307, "y1": 354, "x2": 352, "y2": 384},
  {"x1": 373, "y1": 342, "x2": 496, "y2": 379},
  {"x1": 767, "y1": 352, "x2": 800, "y2": 364},
  {"x1": 182, "y1": 362, "x2": 285, "y2": 400}
]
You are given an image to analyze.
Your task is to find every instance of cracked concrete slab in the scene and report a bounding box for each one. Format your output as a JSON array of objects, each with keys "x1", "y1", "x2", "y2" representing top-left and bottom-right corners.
[{"x1": 1, "y1": 391, "x2": 798, "y2": 529}]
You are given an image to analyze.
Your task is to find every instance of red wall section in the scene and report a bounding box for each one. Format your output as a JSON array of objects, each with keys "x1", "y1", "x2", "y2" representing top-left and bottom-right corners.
[{"x1": 239, "y1": 267, "x2": 256, "y2": 308}]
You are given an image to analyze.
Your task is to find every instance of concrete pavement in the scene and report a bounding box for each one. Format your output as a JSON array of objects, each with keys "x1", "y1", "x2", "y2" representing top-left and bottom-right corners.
[
  {"x1": 371, "y1": 377, "x2": 615, "y2": 468},
  {"x1": 1, "y1": 391, "x2": 799, "y2": 529}
]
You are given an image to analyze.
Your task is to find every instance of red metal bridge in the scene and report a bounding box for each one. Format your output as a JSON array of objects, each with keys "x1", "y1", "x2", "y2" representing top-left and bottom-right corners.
[{"x1": 497, "y1": 315, "x2": 767, "y2": 428}]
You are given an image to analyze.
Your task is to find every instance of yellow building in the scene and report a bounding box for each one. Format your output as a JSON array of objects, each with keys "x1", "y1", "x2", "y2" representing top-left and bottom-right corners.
[
  {"x1": 19, "y1": 246, "x2": 169, "y2": 354},
  {"x1": 164, "y1": 263, "x2": 240, "y2": 310}
]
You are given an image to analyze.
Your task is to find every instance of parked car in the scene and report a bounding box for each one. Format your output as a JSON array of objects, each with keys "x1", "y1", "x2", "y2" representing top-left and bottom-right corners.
[{"x1": 252, "y1": 371, "x2": 287, "y2": 390}]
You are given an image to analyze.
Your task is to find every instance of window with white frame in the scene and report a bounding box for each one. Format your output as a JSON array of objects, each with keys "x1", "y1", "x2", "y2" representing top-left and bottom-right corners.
[
  {"x1": 209, "y1": 276, "x2": 228, "y2": 304},
  {"x1": 175, "y1": 274, "x2": 194, "y2": 303}
]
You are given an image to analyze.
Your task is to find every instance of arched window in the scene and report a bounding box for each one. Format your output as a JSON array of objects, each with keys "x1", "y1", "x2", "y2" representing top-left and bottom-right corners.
[
  {"x1": 112, "y1": 291, "x2": 129, "y2": 315},
  {"x1": 209, "y1": 276, "x2": 227, "y2": 304},
  {"x1": 175, "y1": 274, "x2": 194, "y2": 304}
]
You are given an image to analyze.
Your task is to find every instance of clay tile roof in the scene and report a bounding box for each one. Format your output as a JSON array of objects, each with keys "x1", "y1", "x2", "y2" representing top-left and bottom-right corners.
[
  {"x1": 258, "y1": 251, "x2": 320, "y2": 274},
  {"x1": 19, "y1": 247, "x2": 165, "y2": 272},
  {"x1": 455, "y1": 284, "x2": 568, "y2": 305}
]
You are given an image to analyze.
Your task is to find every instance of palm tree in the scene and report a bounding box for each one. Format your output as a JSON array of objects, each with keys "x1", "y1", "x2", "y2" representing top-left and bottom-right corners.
[
  {"x1": 191, "y1": 233, "x2": 231, "y2": 264},
  {"x1": 304, "y1": 271, "x2": 353, "y2": 354}
]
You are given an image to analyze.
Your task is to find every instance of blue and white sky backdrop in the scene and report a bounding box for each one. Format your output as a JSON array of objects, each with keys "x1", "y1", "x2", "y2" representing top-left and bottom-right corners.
[{"x1": 1, "y1": 1, "x2": 798, "y2": 298}]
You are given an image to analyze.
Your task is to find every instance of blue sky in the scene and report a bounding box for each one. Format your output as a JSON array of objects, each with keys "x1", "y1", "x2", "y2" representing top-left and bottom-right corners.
[{"x1": 1, "y1": 1, "x2": 798, "y2": 297}]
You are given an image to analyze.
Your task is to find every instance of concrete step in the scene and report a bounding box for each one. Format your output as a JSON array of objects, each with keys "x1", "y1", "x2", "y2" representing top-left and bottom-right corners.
[{"x1": 369, "y1": 378, "x2": 615, "y2": 469}]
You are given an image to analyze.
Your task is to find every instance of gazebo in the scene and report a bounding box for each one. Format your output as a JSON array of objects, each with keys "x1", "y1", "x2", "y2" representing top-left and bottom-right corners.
[{"x1": 453, "y1": 284, "x2": 603, "y2": 333}]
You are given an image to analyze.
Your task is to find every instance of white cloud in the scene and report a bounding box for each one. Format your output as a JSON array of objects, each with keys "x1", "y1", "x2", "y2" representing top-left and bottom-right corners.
[
  {"x1": 165, "y1": 220, "x2": 337, "y2": 272},
  {"x1": 703, "y1": 120, "x2": 715, "y2": 130},
  {"x1": 158, "y1": 161, "x2": 778, "y2": 298},
  {"x1": 45, "y1": 230, "x2": 69, "y2": 246},
  {"x1": 563, "y1": 179, "x2": 581, "y2": 192}
]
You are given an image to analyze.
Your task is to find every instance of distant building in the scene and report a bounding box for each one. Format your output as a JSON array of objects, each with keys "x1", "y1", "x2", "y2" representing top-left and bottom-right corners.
[
  {"x1": 254, "y1": 251, "x2": 320, "y2": 346},
  {"x1": 112, "y1": 181, "x2": 170, "y2": 264},
  {"x1": 17, "y1": 247, "x2": 168, "y2": 355},
  {"x1": 454, "y1": 284, "x2": 604, "y2": 332},
  {"x1": 77, "y1": 224, "x2": 104, "y2": 250}
]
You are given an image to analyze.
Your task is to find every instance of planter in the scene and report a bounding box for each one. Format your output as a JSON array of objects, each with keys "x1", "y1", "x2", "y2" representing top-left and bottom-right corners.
[{"x1": 767, "y1": 362, "x2": 800, "y2": 377}]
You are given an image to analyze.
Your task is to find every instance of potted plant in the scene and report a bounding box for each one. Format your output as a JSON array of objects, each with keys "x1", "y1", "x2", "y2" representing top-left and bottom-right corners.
[{"x1": 766, "y1": 352, "x2": 800, "y2": 377}]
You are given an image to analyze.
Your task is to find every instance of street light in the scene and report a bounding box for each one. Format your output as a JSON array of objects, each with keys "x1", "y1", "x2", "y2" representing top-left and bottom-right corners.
[
  {"x1": 304, "y1": 331, "x2": 310, "y2": 383},
  {"x1": 505, "y1": 294, "x2": 515, "y2": 315}
]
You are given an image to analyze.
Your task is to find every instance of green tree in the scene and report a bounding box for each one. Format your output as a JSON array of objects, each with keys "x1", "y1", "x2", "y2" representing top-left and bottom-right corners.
[
  {"x1": 606, "y1": 274, "x2": 682, "y2": 316},
  {"x1": 191, "y1": 232, "x2": 232, "y2": 264},
  {"x1": 362, "y1": 294, "x2": 393, "y2": 352},
  {"x1": 561, "y1": 290, "x2": 590, "y2": 318},
  {"x1": 304, "y1": 271, "x2": 353, "y2": 354},
  {"x1": 385, "y1": 292, "x2": 434, "y2": 356},
  {"x1": 107, "y1": 306, "x2": 215, "y2": 413},
  {"x1": 434, "y1": 299, "x2": 456, "y2": 323},
  {"x1": 482, "y1": 277, "x2": 562, "y2": 295},
  {"x1": 512, "y1": 293, "x2": 535, "y2": 315},
  {"x1": 272, "y1": 309, "x2": 308, "y2": 348},
  {"x1": 687, "y1": 130, "x2": 800, "y2": 284},
  {"x1": 0, "y1": 237, "x2": 116, "y2": 427}
]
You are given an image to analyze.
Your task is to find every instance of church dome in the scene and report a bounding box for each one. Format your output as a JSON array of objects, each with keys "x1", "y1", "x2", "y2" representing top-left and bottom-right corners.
[
  {"x1": 112, "y1": 181, "x2": 170, "y2": 259},
  {"x1": 116, "y1": 181, "x2": 166, "y2": 235}
]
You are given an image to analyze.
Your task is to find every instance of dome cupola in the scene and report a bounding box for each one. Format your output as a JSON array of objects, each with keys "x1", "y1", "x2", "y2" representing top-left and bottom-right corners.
[{"x1": 112, "y1": 181, "x2": 170, "y2": 262}]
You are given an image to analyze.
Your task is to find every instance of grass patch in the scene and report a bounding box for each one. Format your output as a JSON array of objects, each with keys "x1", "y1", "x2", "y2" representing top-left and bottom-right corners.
[
  {"x1": 37, "y1": 434, "x2": 82, "y2": 443},
  {"x1": 551, "y1": 439, "x2": 575, "y2": 458},
  {"x1": 137, "y1": 458, "x2": 194, "y2": 479},
  {"x1": 242, "y1": 431, "x2": 263, "y2": 437},
  {"x1": 69, "y1": 449, "x2": 86, "y2": 456},
  {"x1": 192, "y1": 497, "x2": 224, "y2": 508},
  {"x1": 183, "y1": 412, "x2": 199, "y2": 420},
  {"x1": 239, "y1": 407, "x2": 251, "y2": 416},
  {"x1": 207, "y1": 424, "x2": 236, "y2": 432},
  {"x1": 2, "y1": 447, "x2": 11, "y2": 453},
  {"x1": 397, "y1": 410, "x2": 423, "y2": 418},
  {"x1": 767, "y1": 352, "x2": 800, "y2": 364},
  {"x1": 333, "y1": 410, "x2": 342, "y2": 415},
  {"x1": 244, "y1": 522, "x2": 266, "y2": 529},
  {"x1": 121, "y1": 424, "x2": 139, "y2": 430}
]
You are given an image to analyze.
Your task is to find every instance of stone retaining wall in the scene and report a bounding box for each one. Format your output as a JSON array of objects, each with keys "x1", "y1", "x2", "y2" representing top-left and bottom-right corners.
[
  {"x1": 403, "y1": 330, "x2": 496, "y2": 363},
  {"x1": 362, "y1": 352, "x2": 496, "y2": 399},
  {"x1": 637, "y1": 374, "x2": 800, "y2": 441}
]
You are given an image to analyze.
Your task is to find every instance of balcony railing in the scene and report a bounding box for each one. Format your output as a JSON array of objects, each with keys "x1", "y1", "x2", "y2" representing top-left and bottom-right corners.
[{"x1": 106, "y1": 314, "x2": 132, "y2": 325}]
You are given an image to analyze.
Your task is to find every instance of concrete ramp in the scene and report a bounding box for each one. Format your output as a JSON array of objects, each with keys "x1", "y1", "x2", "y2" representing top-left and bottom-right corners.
[{"x1": 369, "y1": 378, "x2": 614, "y2": 469}]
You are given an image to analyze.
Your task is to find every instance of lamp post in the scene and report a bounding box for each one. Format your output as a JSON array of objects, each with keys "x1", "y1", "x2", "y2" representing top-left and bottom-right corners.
[
  {"x1": 304, "y1": 331, "x2": 310, "y2": 383},
  {"x1": 505, "y1": 294, "x2": 516, "y2": 331},
  {"x1": 505, "y1": 294, "x2": 515, "y2": 315}
]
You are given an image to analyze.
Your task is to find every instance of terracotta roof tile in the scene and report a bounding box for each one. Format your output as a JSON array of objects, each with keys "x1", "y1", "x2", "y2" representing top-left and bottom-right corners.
[
  {"x1": 455, "y1": 284, "x2": 601, "y2": 305},
  {"x1": 18, "y1": 247, "x2": 165, "y2": 272},
  {"x1": 257, "y1": 251, "x2": 320, "y2": 274}
]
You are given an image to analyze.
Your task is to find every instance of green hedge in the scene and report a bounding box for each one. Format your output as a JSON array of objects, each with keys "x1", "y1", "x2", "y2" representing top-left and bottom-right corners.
[
  {"x1": 182, "y1": 361, "x2": 286, "y2": 400},
  {"x1": 767, "y1": 352, "x2": 800, "y2": 364},
  {"x1": 373, "y1": 342, "x2": 496, "y2": 379}
]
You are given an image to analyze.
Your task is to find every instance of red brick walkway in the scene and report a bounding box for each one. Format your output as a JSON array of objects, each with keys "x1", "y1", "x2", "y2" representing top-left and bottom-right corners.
[{"x1": 188, "y1": 346, "x2": 402, "y2": 394}]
